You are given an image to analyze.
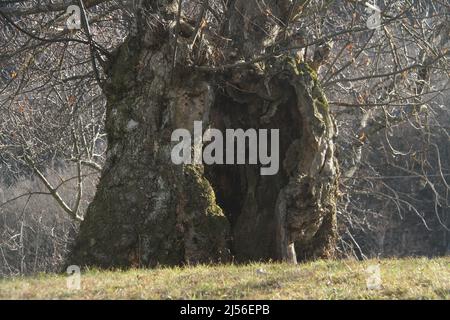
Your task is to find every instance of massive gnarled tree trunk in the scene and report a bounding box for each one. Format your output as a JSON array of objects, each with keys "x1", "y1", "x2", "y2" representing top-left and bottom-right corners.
[{"x1": 70, "y1": 0, "x2": 339, "y2": 268}]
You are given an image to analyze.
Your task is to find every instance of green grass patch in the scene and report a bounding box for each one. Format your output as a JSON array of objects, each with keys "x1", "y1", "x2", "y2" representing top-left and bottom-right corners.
[{"x1": 0, "y1": 257, "x2": 448, "y2": 300}]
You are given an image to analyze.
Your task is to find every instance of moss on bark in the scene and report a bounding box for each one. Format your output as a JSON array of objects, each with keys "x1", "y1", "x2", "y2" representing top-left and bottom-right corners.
[{"x1": 70, "y1": 20, "x2": 339, "y2": 268}]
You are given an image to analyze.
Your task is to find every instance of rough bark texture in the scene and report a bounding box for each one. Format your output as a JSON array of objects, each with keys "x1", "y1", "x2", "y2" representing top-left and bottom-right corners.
[
  {"x1": 70, "y1": 0, "x2": 339, "y2": 268},
  {"x1": 70, "y1": 34, "x2": 231, "y2": 267}
]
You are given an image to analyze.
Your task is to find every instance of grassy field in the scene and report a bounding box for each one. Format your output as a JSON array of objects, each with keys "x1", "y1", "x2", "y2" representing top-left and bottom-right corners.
[{"x1": 0, "y1": 257, "x2": 448, "y2": 299}]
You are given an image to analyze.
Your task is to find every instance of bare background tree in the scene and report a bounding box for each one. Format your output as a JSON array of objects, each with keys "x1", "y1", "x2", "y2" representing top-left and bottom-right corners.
[{"x1": 0, "y1": 0, "x2": 448, "y2": 276}]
